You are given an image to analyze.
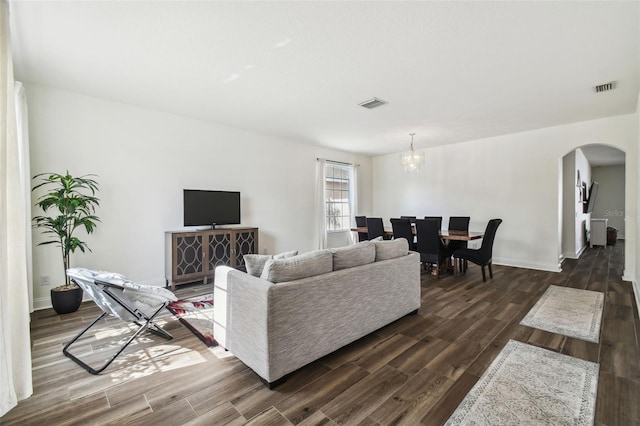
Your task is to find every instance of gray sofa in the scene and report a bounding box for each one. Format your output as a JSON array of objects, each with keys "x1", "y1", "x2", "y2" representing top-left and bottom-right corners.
[{"x1": 213, "y1": 238, "x2": 421, "y2": 387}]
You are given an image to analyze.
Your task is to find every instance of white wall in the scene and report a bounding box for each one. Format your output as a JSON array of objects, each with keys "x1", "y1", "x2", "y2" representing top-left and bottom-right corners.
[
  {"x1": 574, "y1": 148, "x2": 592, "y2": 252},
  {"x1": 27, "y1": 84, "x2": 373, "y2": 309},
  {"x1": 561, "y1": 150, "x2": 592, "y2": 259},
  {"x1": 373, "y1": 114, "x2": 637, "y2": 275},
  {"x1": 592, "y1": 165, "x2": 626, "y2": 239}
]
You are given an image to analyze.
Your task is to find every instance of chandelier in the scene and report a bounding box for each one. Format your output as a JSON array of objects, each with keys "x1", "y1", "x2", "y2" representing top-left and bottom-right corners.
[{"x1": 399, "y1": 133, "x2": 425, "y2": 172}]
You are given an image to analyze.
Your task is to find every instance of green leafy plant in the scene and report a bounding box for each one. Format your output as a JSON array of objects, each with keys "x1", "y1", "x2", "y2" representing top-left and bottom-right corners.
[{"x1": 32, "y1": 172, "x2": 100, "y2": 289}]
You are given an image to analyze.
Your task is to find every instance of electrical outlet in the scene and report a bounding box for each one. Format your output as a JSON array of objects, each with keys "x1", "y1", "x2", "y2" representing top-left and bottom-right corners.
[
  {"x1": 40, "y1": 275, "x2": 50, "y2": 287},
  {"x1": 263, "y1": 248, "x2": 268, "y2": 255}
]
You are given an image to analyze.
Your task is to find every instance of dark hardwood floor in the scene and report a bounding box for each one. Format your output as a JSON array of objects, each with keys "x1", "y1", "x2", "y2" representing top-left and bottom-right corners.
[{"x1": 2, "y1": 243, "x2": 638, "y2": 425}]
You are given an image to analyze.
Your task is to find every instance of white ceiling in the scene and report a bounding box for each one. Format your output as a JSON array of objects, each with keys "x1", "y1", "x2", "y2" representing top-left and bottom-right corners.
[{"x1": 8, "y1": 1, "x2": 639, "y2": 156}]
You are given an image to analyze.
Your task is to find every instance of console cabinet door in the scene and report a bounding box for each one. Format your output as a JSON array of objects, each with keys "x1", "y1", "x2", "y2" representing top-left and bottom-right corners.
[
  {"x1": 172, "y1": 232, "x2": 206, "y2": 284},
  {"x1": 232, "y1": 228, "x2": 259, "y2": 269},
  {"x1": 207, "y1": 230, "x2": 233, "y2": 271}
]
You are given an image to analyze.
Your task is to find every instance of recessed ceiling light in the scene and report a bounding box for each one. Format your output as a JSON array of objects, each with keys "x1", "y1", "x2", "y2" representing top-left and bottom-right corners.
[{"x1": 358, "y1": 97, "x2": 388, "y2": 109}]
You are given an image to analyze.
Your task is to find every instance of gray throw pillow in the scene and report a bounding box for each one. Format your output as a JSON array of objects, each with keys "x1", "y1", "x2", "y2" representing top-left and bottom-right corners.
[
  {"x1": 374, "y1": 238, "x2": 409, "y2": 261},
  {"x1": 244, "y1": 250, "x2": 298, "y2": 277},
  {"x1": 273, "y1": 250, "x2": 298, "y2": 260},
  {"x1": 261, "y1": 249, "x2": 333, "y2": 283},
  {"x1": 244, "y1": 254, "x2": 272, "y2": 277},
  {"x1": 331, "y1": 241, "x2": 376, "y2": 271}
]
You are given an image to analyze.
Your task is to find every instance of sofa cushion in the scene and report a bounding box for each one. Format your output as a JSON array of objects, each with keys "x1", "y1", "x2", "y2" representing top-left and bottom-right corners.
[
  {"x1": 374, "y1": 238, "x2": 409, "y2": 261},
  {"x1": 261, "y1": 249, "x2": 333, "y2": 283},
  {"x1": 331, "y1": 241, "x2": 376, "y2": 271},
  {"x1": 245, "y1": 251, "x2": 298, "y2": 277},
  {"x1": 273, "y1": 250, "x2": 298, "y2": 260}
]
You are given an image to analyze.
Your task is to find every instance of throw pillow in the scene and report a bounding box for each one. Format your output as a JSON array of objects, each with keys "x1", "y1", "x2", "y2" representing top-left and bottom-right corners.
[
  {"x1": 331, "y1": 241, "x2": 376, "y2": 271},
  {"x1": 244, "y1": 251, "x2": 299, "y2": 277},
  {"x1": 244, "y1": 254, "x2": 272, "y2": 277},
  {"x1": 273, "y1": 250, "x2": 298, "y2": 259},
  {"x1": 261, "y1": 249, "x2": 333, "y2": 283},
  {"x1": 374, "y1": 238, "x2": 409, "y2": 261}
]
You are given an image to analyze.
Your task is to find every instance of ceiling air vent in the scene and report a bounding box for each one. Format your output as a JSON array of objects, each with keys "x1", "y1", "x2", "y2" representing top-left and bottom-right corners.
[
  {"x1": 594, "y1": 81, "x2": 616, "y2": 93},
  {"x1": 359, "y1": 97, "x2": 388, "y2": 109}
]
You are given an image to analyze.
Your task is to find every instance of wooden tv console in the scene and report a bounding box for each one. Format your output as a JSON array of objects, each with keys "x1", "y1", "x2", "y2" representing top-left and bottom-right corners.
[{"x1": 165, "y1": 227, "x2": 258, "y2": 290}]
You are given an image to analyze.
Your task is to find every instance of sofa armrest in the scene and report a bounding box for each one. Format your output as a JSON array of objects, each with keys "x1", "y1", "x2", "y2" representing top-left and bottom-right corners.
[{"x1": 213, "y1": 265, "x2": 273, "y2": 379}]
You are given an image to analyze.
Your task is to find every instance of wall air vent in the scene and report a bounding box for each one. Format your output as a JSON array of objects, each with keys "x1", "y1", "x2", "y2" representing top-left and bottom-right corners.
[
  {"x1": 594, "y1": 81, "x2": 616, "y2": 93},
  {"x1": 358, "y1": 97, "x2": 388, "y2": 109}
]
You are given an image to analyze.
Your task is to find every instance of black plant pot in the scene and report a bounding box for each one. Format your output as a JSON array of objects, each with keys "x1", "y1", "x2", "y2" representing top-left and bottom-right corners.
[{"x1": 51, "y1": 286, "x2": 84, "y2": 314}]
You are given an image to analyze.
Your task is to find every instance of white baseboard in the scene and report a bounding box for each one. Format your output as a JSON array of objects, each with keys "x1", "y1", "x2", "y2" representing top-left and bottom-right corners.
[{"x1": 493, "y1": 257, "x2": 562, "y2": 273}]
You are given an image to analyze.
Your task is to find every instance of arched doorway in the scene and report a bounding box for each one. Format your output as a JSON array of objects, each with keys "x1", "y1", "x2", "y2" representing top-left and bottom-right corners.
[{"x1": 559, "y1": 144, "x2": 626, "y2": 264}]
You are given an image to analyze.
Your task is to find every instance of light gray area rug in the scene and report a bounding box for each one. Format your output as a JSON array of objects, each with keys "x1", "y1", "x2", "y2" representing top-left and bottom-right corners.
[
  {"x1": 520, "y1": 285, "x2": 604, "y2": 343},
  {"x1": 445, "y1": 340, "x2": 599, "y2": 426}
]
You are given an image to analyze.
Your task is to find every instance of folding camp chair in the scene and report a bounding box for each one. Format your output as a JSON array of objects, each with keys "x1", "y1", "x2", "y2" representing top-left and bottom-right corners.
[{"x1": 64, "y1": 268, "x2": 178, "y2": 374}]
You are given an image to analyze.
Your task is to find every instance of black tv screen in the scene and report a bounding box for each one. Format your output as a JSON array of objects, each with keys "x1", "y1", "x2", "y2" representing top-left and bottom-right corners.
[
  {"x1": 183, "y1": 190, "x2": 241, "y2": 226},
  {"x1": 586, "y1": 181, "x2": 599, "y2": 214}
]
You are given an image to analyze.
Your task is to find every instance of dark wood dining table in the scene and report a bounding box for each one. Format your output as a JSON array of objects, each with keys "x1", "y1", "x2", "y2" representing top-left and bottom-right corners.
[{"x1": 350, "y1": 227, "x2": 484, "y2": 241}]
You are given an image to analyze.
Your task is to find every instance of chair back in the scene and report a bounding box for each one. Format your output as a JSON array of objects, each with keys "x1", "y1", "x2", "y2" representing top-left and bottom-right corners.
[
  {"x1": 448, "y1": 216, "x2": 470, "y2": 231},
  {"x1": 424, "y1": 216, "x2": 442, "y2": 230},
  {"x1": 366, "y1": 217, "x2": 386, "y2": 240},
  {"x1": 415, "y1": 218, "x2": 444, "y2": 256},
  {"x1": 400, "y1": 216, "x2": 417, "y2": 224},
  {"x1": 355, "y1": 216, "x2": 368, "y2": 241},
  {"x1": 391, "y1": 218, "x2": 414, "y2": 249},
  {"x1": 448, "y1": 216, "x2": 470, "y2": 251},
  {"x1": 478, "y1": 219, "x2": 503, "y2": 261}
]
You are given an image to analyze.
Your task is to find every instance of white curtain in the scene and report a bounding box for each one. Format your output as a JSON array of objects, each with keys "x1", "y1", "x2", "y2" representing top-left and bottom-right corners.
[
  {"x1": 315, "y1": 158, "x2": 327, "y2": 249},
  {"x1": 0, "y1": 0, "x2": 33, "y2": 417},
  {"x1": 349, "y1": 164, "x2": 359, "y2": 244}
]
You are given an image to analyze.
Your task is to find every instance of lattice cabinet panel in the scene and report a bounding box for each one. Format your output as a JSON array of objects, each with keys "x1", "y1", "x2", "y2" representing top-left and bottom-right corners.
[
  {"x1": 208, "y1": 232, "x2": 232, "y2": 269},
  {"x1": 165, "y1": 227, "x2": 258, "y2": 289},
  {"x1": 234, "y1": 230, "x2": 257, "y2": 268}
]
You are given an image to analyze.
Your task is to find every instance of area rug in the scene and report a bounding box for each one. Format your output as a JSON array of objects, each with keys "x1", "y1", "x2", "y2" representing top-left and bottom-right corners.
[
  {"x1": 520, "y1": 285, "x2": 604, "y2": 343},
  {"x1": 445, "y1": 340, "x2": 599, "y2": 425},
  {"x1": 166, "y1": 294, "x2": 216, "y2": 347}
]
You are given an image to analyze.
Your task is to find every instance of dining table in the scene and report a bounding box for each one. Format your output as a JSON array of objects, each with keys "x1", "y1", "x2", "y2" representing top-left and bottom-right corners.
[{"x1": 350, "y1": 227, "x2": 484, "y2": 241}]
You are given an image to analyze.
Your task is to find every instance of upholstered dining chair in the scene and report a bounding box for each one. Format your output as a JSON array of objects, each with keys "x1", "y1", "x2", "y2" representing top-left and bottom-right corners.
[
  {"x1": 415, "y1": 218, "x2": 451, "y2": 278},
  {"x1": 355, "y1": 215, "x2": 368, "y2": 241},
  {"x1": 423, "y1": 216, "x2": 443, "y2": 230},
  {"x1": 366, "y1": 217, "x2": 386, "y2": 240},
  {"x1": 453, "y1": 218, "x2": 503, "y2": 282},
  {"x1": 391, "y1": 218, "x2": 416, "y2": 251},
  {"x1": 448, "y1": 216, "x2": 471, "y2": 271},
  {"x1": 400, "y1": 215, "x2": 417, "y2": 224}
]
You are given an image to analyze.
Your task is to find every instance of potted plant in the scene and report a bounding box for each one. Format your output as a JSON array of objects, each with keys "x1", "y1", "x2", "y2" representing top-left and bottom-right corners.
[{"x1": 32, "y1": 172, "x2": 100, "y2": 314}]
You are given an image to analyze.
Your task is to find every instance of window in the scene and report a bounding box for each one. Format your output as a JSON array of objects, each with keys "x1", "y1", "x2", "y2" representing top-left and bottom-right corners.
[{"x1": 325, "y1": 162, "x2": 352, "y2": 231}]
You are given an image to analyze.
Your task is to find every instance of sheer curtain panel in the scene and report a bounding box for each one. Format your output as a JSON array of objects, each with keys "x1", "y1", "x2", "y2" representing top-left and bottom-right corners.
[
  {"x1": 315, "y1": 158, "x2": 327, "y2": 249},
  {"x1": 0, "y1": 0, "x2": 33, "y2": 417}
]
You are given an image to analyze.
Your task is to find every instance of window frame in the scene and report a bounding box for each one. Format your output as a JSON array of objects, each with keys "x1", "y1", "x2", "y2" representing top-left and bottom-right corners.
[{"x1": 324, "y1": 162, "x2": 352, "y2": 233}]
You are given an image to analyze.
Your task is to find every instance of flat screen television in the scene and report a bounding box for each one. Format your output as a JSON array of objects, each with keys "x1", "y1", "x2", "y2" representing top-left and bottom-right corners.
[
  {"x1": 585, "y1": 181, "x2": 599, "y2": 214},
  {"x1": 183, "y1": 190, "x2": 241, "y2": 227}
]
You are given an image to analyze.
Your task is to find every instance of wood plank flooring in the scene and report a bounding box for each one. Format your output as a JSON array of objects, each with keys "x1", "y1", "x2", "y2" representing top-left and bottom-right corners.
[{"x1": 2, "y1": 243, "x2": 638, "y2": 425}]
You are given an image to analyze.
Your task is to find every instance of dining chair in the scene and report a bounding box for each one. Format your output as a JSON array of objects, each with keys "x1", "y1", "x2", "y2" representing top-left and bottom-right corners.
[
  {"x1": 355, "y1": 215, "x2": 368, "y2": 241},
  {"x1": 391, "y1": 218, "x2": 416, "y2": 251},
  {"x1": 423, "y1": 216, "x2": 443, "y2": 230},
  {"x1": 415, "y1": 218, "x2": 451, "y2": 278},
  {"x1": 400, "y1": 216, "x2": 417, "y2": 224},
  {"x1": 452, "y1": 219, "x2": 502, "y2": 282},
  {"x1": 448, "y1": 216, "x2": 471, "y2": 271},
  {"x1": 366, "y1": 217, "x2": 386, "y2": 240}
]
